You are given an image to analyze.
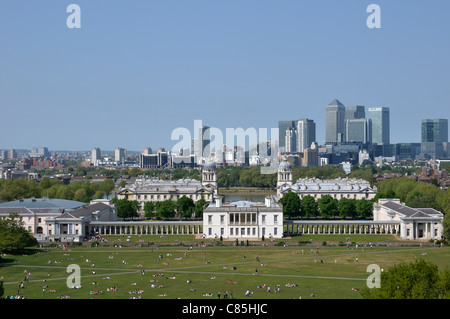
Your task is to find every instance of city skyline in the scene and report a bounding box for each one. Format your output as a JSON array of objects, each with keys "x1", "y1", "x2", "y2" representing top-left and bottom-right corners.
[{"x1": 1, "y1": 1, "x2": 449, "y2": 151}]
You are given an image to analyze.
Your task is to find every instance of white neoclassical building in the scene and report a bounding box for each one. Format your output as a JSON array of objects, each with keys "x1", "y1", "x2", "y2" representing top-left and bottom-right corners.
[
  {"x1": 277, "y1": 157, "x2": 377, "y2": 200},
  {"x1": 202, "y1": 197, "x2": 283, "y2": 239},
  {"x1": 117, "y1": 162, "x2": 219, "y2": 216},
  {"x1": 373, "y1": 199, "x2": 444, "y2": 240}
]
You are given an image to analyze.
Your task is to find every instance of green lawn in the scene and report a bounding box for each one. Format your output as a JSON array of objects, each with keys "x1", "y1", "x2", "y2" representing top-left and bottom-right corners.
[{"x1": 1, "y1": 241, "x2": 449, "y2": 299}]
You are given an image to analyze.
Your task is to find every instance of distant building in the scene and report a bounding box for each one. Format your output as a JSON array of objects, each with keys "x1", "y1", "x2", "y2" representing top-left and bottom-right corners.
[
  {"x1": 91, "y1": 147, "x2": 102, "y2": 166},
  {"x1": 326, "y1": 99, "x2": 346, "y2": 144},
  {"x1": 346, "y1": 118, "x2": 371, "y2": 144},
  {"x1": 368, "y1": 107, "x2": 390, "y2": 144},
  {"x1": 30, "y1": 147, "x2": 49, "y2": 158},
  {"x1": 276, "y1": 157, "x2": 376, "y2": 199},
  {"x1": 115, "y1": 147, "x2": 127, "y2": 163},
  {"x1": 421, "y1": 119, "x2": 448, "y2": 159}
]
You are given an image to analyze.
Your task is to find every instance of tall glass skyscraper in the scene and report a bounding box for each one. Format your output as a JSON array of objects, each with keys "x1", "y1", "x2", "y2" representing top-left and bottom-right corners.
[
  {"x1": 368, "y1": 107, "x2": 390, "y2": 144},
  {"x1": 325, "y1": 99, "x2": 345, "y2": 144},
  {"x1": 421, "y1": 119, "x2": 448, "y2": 143}
]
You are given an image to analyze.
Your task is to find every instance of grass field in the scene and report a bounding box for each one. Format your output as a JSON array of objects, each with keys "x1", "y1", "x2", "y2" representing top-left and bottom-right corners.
[{"x1": 1, "y1": 235, "x2": 449, "y2": 300}]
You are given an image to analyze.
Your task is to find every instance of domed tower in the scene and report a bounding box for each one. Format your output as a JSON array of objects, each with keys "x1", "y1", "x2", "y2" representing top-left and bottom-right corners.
[
  {"x1": 202, "y1": 162, "x2": 218, "y2": 195},
  {"x1": 277, "y1": 157, "x2": 293, "y2": 197}
]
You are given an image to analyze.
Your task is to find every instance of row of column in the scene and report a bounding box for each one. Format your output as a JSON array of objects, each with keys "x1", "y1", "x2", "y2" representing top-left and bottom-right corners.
[
  {"x1": 89, "y1": 224, "x2": 203, "y2": 236},
  {"x1": 285, "y1": 223, "x2": 399, "y2": 235}
]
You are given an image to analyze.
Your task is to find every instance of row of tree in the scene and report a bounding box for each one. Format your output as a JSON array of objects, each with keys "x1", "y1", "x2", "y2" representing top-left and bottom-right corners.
[
  {"x1": 113, "y1": 196, "x2": 208, "y2": 220},
  {"x1": 278, "y1": 192, "x2": 374, "y2": 219},
  {"x1": 0, "y1": 178, "x2": 115, "y2": 203}
]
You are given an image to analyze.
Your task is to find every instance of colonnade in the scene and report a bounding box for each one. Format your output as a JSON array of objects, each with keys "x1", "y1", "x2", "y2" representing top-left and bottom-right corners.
[
  {"x1": 284, "y1": 221, "x2": 400, "y2": 235},
  {"x1": 88, "y1": 222, "x2": 203, "y2": 236}
]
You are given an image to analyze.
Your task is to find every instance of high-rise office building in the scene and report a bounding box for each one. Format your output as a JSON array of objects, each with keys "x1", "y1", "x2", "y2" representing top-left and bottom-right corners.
[
  {"x1": 279, "y1": 119, "x2": 316, "y2": 153},
  {"x1": 421, "y1": 119, "x2": 448, "y2": 143},
  {"x1": 326, "y1": 99, "x2": 345, "y2": 144},
  {"x1": 278, "y1": 120, "x2": 296, "y2": 152},
  {"x1": 368, "y1": 107, "x2": 390, "y2": 144},
  {"x1": 285, "y1": 127, "x2": 297, "y2": 153},
  {"x1": 421, "y1": 119, "x2": 448, "y2": 159},
  {"x1": 346, "y1": 118, "x2": 371, "y2": 144},
  {"x1": 345, "y1": 105, "x2": 365, "y2": 121},
  {"x1": 296, "y1": 118, "x2": 316, "y2": 152},
  {"x1": 192, "y1": 125, "x2": 210, "y2": 159}
]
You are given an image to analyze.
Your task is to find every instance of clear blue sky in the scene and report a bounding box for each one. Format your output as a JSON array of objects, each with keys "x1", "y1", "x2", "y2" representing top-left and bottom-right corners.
[{"x1": 0, "y1": 0, "x2": 449, "y2": 151}]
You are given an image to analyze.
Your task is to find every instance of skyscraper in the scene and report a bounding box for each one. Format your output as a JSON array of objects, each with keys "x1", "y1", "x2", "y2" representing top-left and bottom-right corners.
[
  {"x1": 346, "y1": 118, "x2": 371, "y2": 144},
  {"x1": 278, "y1": 120, "x2": 296, "y2": 152},
  {"x1": 115, "y1": 147, "x2": 126, "y2": 163},
  {"x1": 91, "y1": 147, "x2": 101, "y2": 165},
  {"x1": 325, "y1": 99, "x2": 345, "y2": 144},
  {"x1": 296, "y1": 118, "x2": 316, "y2": 152},
  {"x1": 345, "y1": 105, "x2": 365, "y2": 121},
  {"x1": 421, "y1": 119, "x2": 448, "y2": 143},
  {"x1": 421, "y1": 119, "x2": 448, "y2": 159},
  {"x1": 192, "y1": 125, "x2": 210, "y2": 159},
  {"x1": 368, "y1": 107, "x2": 390, "y2": 144}
]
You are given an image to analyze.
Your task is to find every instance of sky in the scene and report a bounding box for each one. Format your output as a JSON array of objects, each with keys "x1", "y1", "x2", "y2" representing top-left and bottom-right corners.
[{"x1": 0, "y1": 0, "x2": 449, "y2": 152}]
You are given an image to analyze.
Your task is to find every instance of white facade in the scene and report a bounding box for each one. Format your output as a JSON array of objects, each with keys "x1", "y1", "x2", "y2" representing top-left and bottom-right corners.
[
  {"x1": 276, "y1": 157, "x2": 377, "y2": 200},
  {"x1": 373, "y1": 199, "x2": 444, "y2": 240},
  {"x1": 203, "y1": 198, "x2": 283, "y2": 239}
]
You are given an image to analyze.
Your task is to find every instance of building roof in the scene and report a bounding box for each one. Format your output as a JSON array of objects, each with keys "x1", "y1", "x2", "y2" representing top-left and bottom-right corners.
[
  {"x1": 381, "y1": 201, "x2": 443, "y2": 219},
  {"x1": 119, "y1": 177, "x2": 214, "y2": 194},
  {"x1": 0, "y1": 198, "x2": 85, "y2": 210},
  {"x1": 281, "y1": 177, "x2": 375, "y2": 193}
]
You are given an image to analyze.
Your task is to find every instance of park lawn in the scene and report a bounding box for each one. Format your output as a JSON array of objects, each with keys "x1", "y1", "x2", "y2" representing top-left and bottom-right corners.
[
  {"x1": 97, "y1": 234, "x2": 199, "y2": 243},
  {"x1": 1, "y1": 245, "x2": 449, "y2": 299}
]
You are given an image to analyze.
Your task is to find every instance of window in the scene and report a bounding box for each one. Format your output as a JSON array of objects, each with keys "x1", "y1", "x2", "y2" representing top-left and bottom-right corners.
[
  {"x1": 38, "y1": 218, "x2": 42, "y2": 223},
  {"x1": 230, "y1": 228, "x2": 234, "y2": 236},
  {"x1": 221, "y1": 228, "x2": 224, "y2": 235},
  {"x1": 274, "y1": 215, "x2": 278, "y2": 223},
  {"x1": 262, "y1": 228, "x2": 266, "y2": 235},
  {"x1": 208, "y1": 228, "x2": 212, "y2": 236},
  {"x1": 252, "y1": 228, "x2": 256, "y2": 236},
  {"x1": 220, "y1": 215, "x2": 225, "y2": 223},
  {"x1": 262, "y1": 215, "x2": 266, "y2": 223},
  {"x1": 274, "y1": 227, "x2": 278, "y2": 235},
  {"x1": 208, "y1": 215, "x2": 212, "y2": 223}
]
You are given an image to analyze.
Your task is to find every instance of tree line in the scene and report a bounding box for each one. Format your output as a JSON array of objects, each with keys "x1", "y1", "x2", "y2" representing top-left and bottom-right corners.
[
  {"x1": 112, "y1": 196, "x2": 208, "y2": 220},
  {"x1": 278, "y1": 192, "x2": 373, "y2": 219},
  {"x1": 0, "y1": 178, "x2": 115, "y2": 203}
]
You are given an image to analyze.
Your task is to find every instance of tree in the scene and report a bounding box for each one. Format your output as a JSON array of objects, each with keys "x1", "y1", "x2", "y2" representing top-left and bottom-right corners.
[
  {"x1": 100, "y1": 179, "x2": 115, "y2": 198},
  {"x1": 0, "y1": 213, "x2": 37, "y2": 252},
  {"x1": 356, "y1": 198, "x2": 373, "y2": 218},
  {"x1": 144, "y1": 201, "x2": 156, "y2": 219},
  {"x1": 338, "y1": 197, "x2": 357, "y2": 218},
  {"x1": 156, "y1": 200, "x2": 176, "y2": 219},
  {"x1": 194, "y1": 199, "x2": 207, "y2": 218},
  {"x1": 278, "y1": 192, "x2": 301, "y2": 218},
  {"x1": 317, "y1": 195, "x2": 338, "y2": 218},
  {"x1": 301, "y1": 196, "x2": 318, "y2": 218},
  {"x1": 361, "y1": 259, "x2": 450, "y2": 299},
  {"x1": 116, "y1": 198, "x2": 139, "y2": 220},
  {"x1": 177, "y1": 196, "x2": 195, "y2": 219}
]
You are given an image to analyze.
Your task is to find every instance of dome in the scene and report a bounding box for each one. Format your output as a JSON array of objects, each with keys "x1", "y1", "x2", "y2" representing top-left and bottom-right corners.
[
  {"x1": 203, "y1": 162, "x2": 217, "y2": 171},
  {"x1": 278, "y1": 158, "x2": 292, "y2": 171}
]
